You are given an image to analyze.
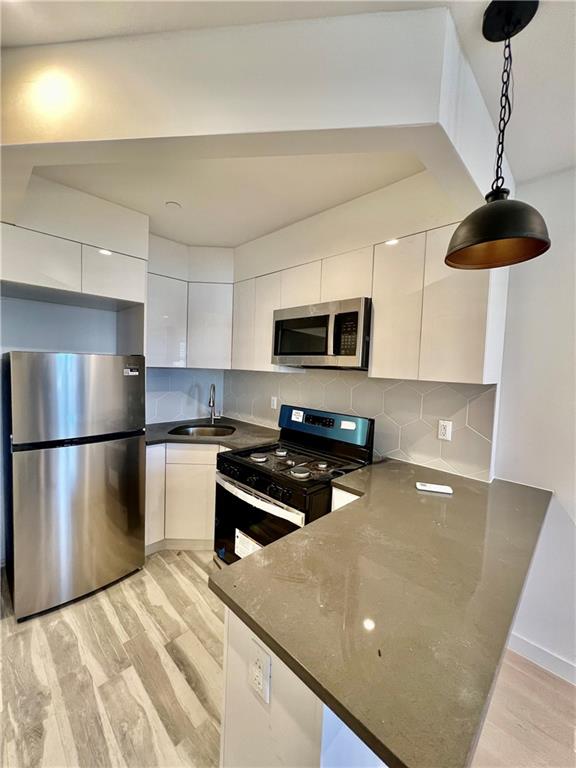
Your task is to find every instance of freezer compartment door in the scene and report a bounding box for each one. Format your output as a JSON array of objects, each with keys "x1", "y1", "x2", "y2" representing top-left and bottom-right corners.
[
  {"x1": 12, "y1": 435, "x2": 144, "y2": 619},
  {"x1": 9, "y1": 352, "x2": 145, "y2": 445}
]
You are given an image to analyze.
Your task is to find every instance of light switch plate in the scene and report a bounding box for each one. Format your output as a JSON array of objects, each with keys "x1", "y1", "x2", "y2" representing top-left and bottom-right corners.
[
  {"x1": 249, "y1": 640, "x2": 271, "y2": 703},
  {"x1": 438, "y1": 420, "x2": 453, "y2": 441},
  {"x1": 270, "y1": 396, "x2": 278, "y2": 410}
]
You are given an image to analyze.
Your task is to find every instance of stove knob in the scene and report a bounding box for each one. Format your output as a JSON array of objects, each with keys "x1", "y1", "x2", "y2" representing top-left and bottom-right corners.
[
  {"x1": 246, "y1": 475, "x2": 259, "y2": 487},
  {"x1": 282, "y1": 488, "x2": 293, "y2": 503},
  {"x1": 267, "y1": 484, "x2": 282, "y2": 500}
]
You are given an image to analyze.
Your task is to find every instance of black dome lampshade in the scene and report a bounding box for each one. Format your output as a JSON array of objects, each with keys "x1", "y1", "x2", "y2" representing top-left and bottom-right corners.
[
  {"x1": 445, "y1": 188, "x2": 550, "y2": 269},
  {"x1": 446, "y1": 1, "x2": 551, "y2": 269}
]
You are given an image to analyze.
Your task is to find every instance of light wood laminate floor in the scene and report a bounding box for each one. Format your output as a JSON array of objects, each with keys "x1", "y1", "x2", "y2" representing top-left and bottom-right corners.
[{"x1": 1, "y1": 551, "x2": 574, "y2": 768}]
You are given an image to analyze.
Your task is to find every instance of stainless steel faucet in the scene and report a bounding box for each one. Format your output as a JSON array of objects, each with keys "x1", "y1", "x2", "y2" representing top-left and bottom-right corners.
[{"x1": 209, "y1": 383, "x2": 216, "y2": 424}]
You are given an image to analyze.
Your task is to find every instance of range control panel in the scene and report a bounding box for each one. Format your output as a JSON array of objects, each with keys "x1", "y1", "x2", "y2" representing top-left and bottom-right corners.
[{"x1": 278, "y1": 405, "x2": 372, "y2": 449}]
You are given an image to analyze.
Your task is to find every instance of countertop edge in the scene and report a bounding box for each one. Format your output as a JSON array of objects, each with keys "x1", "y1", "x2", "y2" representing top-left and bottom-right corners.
[{"x1": 208, "y1": 575, "x2": 408, "y2": 768}]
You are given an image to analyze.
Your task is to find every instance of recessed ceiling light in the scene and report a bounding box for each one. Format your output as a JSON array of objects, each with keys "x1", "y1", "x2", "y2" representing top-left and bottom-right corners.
[
  {"x1": 363, "y1": 618, "x2": 375, "y2": 631},
  {"x1": 385, "y1": 239, "x2": 399, "y2": 246},
  {"x1": 99, "y1": 249, "x2": 112, "y2": 255},
  {"x1": 165, "y1": 200, "x2": 182, "y2": 209}
]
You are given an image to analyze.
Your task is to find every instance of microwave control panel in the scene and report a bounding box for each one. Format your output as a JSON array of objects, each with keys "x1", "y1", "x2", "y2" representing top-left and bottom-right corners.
[{"x1": 334, "y1": 312, "x2": 358, "y2": 356}]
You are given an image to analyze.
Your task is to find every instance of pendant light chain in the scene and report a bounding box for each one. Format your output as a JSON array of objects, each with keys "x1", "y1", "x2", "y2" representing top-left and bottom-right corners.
[{"x1": 492, "y1": 37, "x2": 513, "y2": 191}]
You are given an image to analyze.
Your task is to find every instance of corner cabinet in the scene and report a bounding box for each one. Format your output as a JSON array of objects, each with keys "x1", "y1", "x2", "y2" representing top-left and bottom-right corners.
[
  {"x1": 419, "y1": 224, "x2": 508, "y2": 384},
  {"x1": 146, "y1": 273, "x2": 188, "y2": 367},
  {"x1": 164, "y1": 444, "x2": 219, "y2": 546}
]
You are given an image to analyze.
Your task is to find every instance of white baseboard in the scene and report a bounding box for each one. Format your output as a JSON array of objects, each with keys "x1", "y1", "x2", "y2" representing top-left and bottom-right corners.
[
  {"x1": 508, "y1": 631, "x2": 576, "y2": 685},
  {"x1": 145, "y1": 539, "x2": 212, "y2": 556}
]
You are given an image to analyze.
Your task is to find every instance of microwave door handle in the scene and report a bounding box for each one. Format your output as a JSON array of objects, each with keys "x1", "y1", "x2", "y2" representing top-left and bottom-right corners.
[
  {"x1": 327, "y1": 313, "x2": 335, "y2": 356},
  {"x1": 216, "y1": 474, "x2": 305, "y2": 528}
]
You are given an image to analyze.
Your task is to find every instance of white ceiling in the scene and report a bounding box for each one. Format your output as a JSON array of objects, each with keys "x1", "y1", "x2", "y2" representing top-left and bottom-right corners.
[{"x1": 36, "y1": 152, "x2": 424, "y2": 246}]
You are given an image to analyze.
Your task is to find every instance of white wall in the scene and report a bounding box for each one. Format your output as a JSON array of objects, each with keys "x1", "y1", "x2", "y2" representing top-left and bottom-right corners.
[
  {"x1": 496, "y1": 168, "x2": 575, "y2": 683},
  {"x1": 234, "y1": 171, "x2": 461, "y2": 280},
  {"x1": 2, "y1": 10, "x2": 447, "y2": 145},
  {"x1": 146, "y1": 368, "x2": 224, "y2": 424},
  {"x1": 1, "y1": 297, "x2": 118, "y2": 354}
]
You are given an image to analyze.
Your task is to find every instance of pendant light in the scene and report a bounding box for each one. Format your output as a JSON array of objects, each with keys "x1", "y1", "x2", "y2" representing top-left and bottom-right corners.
[{"x1": 445, "y1": 0, "x2": 550, "y2": 269}]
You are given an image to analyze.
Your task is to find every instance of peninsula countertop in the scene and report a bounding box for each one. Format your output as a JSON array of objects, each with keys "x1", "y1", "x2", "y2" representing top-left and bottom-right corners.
[
  {"x1": 208, "y1": 459, "x2": 551, "y2": 768},
  {"x1": 145, "y1": 417, "x2": 279, "y2": 450}
]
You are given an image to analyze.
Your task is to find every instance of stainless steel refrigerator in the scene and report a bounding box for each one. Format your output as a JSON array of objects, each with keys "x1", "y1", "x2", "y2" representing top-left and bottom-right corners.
[{"x1": 3, "y1": 352, "x2": 145, "y2": 619}]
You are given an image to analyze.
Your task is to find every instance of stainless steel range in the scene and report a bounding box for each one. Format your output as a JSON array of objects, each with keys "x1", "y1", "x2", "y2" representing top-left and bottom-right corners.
[{"x1": 214, "y1": 405, "x2": 374, "y2": 565}]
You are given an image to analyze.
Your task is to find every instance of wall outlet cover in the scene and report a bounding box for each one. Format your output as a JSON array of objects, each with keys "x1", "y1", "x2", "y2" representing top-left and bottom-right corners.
[
  {"x1": 249, "y1": 640, "x2": 271, "y2": 704},
  {"x1": 438, "y1": 419, "x2": 453, "y2": 441}
]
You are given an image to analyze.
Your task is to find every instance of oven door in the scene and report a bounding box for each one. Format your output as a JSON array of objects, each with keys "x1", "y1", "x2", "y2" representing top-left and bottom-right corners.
[{"x1": 214, "y1": 473, "x2": 305, "y2": 565}]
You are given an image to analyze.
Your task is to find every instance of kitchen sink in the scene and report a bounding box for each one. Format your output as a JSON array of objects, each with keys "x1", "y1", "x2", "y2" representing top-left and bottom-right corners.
[{"x1": 168, "y1": 424, "x2": 236, "y2": 437}]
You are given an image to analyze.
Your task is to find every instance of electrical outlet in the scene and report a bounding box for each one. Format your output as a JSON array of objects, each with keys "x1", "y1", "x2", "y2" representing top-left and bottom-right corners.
[
  {"x1": 249, "y1": 640, "x2": 271, "y2": 703},
  {"x1": 270, "y1": 396, "x2": 278, "y2": 410},
  {"x1": 438, "y1": 420, "x2": 453, "y2": 441}
]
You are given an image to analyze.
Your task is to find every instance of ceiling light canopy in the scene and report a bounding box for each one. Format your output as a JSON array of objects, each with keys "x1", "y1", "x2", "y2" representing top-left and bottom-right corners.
[{"x1": 446, "y1": 1, "x2": 550, "y2": 270}]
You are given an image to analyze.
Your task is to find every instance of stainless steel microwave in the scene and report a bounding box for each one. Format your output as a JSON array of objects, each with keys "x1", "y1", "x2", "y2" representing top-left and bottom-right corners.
[{"x1": 272, "y1": 297, "x2": 371, "y2": 369}]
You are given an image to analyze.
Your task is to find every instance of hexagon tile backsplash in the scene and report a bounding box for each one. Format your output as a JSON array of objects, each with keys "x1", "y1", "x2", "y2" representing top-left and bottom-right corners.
[{"x1": 223, "y1": 370, "x2": 496, "y2": 480}]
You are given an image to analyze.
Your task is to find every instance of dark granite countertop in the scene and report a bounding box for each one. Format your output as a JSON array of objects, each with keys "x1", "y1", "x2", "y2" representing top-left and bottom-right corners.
[
  {"x1": 208, "y1": 459, "x2": 551, "y2": 768},
  {"x1": 145, "y1": 417, "x2": 279, "y2": 450}
]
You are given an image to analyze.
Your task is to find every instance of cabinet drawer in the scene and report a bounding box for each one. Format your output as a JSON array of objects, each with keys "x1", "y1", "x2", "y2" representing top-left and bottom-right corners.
[
  {"x1": 166, "y1": 443, "x2": 219, "y2": 465},
  {"x1": 82, "y1": 245, "x2": 146, "y2": 303},
  {"x1": 1, "y1": 223, "x2": 81, "y2": 292}
]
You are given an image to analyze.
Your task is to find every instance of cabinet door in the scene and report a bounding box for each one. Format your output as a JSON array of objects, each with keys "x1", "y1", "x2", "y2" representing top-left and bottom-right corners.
[
  {"x1": 320, "y1": 247, "x2": 373, "y2": 302},
  {"x1": 187, "y1": 282, "x2": 233, "y2": 369},
  {"x1": 1, "y1": 223, "x2": 81, "y2": 292},
  {"x1": 146, "y1": 274, "x2": 188, "y2": 367},
  {"x1": 145, "y1": 444, "x2": 165, "y2": 546},
  {"x1": 280, "y1": 262, "x2": 322, "y2": 308},
  {"x1": 254, "y1": 272, "x2": 281, "y2": 371},
  {"x1": 369, "y1": 234, "x2": 425, "y2": 380},
  {"x1": 165, "y1": 463, "x2": 216, "y2": 541},
  {"x1": 232, "y1": 279, "x2": 255, "y2": 370},
  {"x1": 82, "y1": 245, "x2": 146, "y2": 303},
  {"x1": 419, "y1": 224, "x2": 490, "y2": 383}
]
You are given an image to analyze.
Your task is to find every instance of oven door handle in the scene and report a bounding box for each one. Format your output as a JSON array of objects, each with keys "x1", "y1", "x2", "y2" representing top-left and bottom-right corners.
[{"x1": 216, "y1": 473, "x2": 305, "y2": 528}]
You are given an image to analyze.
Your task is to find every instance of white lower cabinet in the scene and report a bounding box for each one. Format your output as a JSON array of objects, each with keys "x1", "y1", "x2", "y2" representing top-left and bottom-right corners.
[
  {"x1": 145, "y1": 444, "x2": 166, "y2": 546},
  {"x1": 1, "y1": 222, "x2": 82, "y2": 292},
  {"x1": 82, "y1": 244, "x2": 146, "y2": 303},
  {"x1": 164, "y1": 443, "x2": 219, "y2": 544}
]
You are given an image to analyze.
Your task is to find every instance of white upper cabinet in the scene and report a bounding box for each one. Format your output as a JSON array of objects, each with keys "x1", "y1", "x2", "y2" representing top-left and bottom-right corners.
[
  {"x1": 148, "y1": 234, "x2": 188, "y2": 280},
  {"x1": 1, "y1": 223, "x2": 81, "y2": 293},
  {"x1": 82, "y1": 245, "x2": 146, "y2": 303},
  {"x1": 254, "y1": 272, "x2": 282, "y2": 371},
  {"x1": 16, "y1": 176, "x2": 149, "y2": 260},
  {"x1": 320, "y1": 247, "x2": 373, "y2": 302},
  {"x1": 280, "y1": 261, "x2": 322, "y2": 308},
  {"x1": 370, "y1": 233, "x2": 425, "y2": 381},
  {"x1": 146, "y1": 274, "x2": 188, "y2": 367},
  {"x1": 232, "y1": 279, "x2": 256, "y2": 370},
  {"x1": 187, "y1": 282, "x2": 233, "y2": 369},
  {"x1": 419, "y1": 224, "x2": 508, "y2": 384}
]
